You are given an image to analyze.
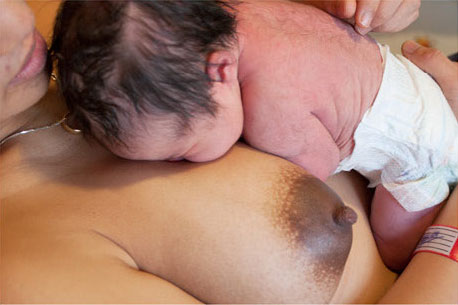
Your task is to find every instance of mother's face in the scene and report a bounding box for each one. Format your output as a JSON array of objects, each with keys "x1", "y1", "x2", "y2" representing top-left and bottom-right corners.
[{"x1": 0, "y1": 0, "x2": 49, "y2": 122}]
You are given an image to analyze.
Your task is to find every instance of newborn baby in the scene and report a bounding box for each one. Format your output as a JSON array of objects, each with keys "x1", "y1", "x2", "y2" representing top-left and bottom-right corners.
[{"x1": 52, "y1": 0, "x2": 458, "y2": 270}]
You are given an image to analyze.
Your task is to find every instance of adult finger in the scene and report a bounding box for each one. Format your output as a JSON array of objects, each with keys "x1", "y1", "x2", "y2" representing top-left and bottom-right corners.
[
  {"x1": 354, "y1": 0, "x2": 381, "y2": 35},
  {"x1": 334, "y1": 0, "x2": 357, "y2": 19},
  {"x1": 369, "y1": 0, "x2": 402, "y2": 30},
  {"x1": 373, "y1": 0, "x2": 420, "y2": 33},
  {"x1": 402, "y1": 40, "x2": 458, "y2": 115},
  {"x1": 306, "y1": 0, "x2": 356, "y2": 20}
]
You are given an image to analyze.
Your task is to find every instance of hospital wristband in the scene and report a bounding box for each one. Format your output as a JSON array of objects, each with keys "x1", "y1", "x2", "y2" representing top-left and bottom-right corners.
[{"x1": 413, "y1": 225, "x2": 458, "y2": 263}]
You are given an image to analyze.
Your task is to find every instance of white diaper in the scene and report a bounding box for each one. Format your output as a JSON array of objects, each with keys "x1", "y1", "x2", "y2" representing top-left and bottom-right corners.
[{"x1": 336, "y1": 44, "x2": 458, "y2": 212}]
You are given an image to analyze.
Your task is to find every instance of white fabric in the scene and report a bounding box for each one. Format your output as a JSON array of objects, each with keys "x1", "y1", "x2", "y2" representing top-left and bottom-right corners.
[{"x1": 336, "y1": 44, "x2": 458, "y2": 212}]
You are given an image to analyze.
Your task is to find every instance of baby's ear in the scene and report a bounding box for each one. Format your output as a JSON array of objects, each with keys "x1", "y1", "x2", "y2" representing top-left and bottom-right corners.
[{"x1": 206, "y1": 51, "x2": 238, "y2": 83}]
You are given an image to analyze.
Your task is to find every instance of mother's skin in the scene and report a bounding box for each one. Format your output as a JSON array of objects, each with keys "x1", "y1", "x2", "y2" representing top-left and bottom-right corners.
[
  {"x1": 6, "y1": 1, "x2": 457, "y2": 303},
  {"x1": 1, "y1": 85, "x2": 385, "y2": 302},
  {"x1": 0, "y1": 81, "x2": 357, "y2": 303},
  {"x1": 1, "y1": 137, "x2": 353, "y2": 303},
  {"x1": 1, "y1": 1, "x2": 397, "y2": 303}
]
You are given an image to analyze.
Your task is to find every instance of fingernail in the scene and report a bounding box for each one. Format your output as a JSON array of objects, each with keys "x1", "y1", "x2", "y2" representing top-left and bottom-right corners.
[
  {"x1": 359, "y1": 12, "x2": 372, "y2": 28},
  {"x1": 355, "y1": 25, "x2": 370, "y2": 35},
  {"x1": 403, "y1": 40, "x2": 421, "y2": 54}
]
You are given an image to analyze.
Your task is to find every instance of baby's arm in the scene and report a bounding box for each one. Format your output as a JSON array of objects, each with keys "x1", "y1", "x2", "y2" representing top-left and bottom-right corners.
[
  {"x1": 277, "y1": 114, "x2": 341, "y2": 181},
  {"x1": 243, "y1": 111, "x2": 341, "y2": 181},
  {"x1": 370, "y1": 185, "x2": 443, "y2": 271}
]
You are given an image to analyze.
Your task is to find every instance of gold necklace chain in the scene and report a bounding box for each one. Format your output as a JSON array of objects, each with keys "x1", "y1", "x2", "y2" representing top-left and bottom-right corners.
[
  {"x1": 0, "y1": 113, "x2": 81, "y2": 147},
  {"x1": 0, "y1": 74, "x2": 82, "y2": 147}
]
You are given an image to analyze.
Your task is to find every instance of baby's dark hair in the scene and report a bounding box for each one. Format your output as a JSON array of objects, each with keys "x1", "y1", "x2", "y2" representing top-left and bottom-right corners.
[{"x1": 50, "y1": 0, "x2": 237, "y2": 147}]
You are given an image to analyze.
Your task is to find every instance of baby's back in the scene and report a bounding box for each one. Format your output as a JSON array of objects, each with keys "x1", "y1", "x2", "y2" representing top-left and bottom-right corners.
[{"x1": 236, "y1": 1, "x2": 383, "y2": 179}]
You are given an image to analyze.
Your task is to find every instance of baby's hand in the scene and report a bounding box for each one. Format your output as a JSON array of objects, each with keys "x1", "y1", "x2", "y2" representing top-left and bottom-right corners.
[
  {"x1": 306, "y1": 0, "x2": 420, "y2": 35},
  {"x1": 402, "y1": 40, "x2": 458, "y2": 118}
]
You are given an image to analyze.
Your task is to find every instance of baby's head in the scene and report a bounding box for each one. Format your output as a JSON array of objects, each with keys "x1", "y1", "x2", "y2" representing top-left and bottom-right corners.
[{"x1": 51, "y1": 0, "x2": 243, "y2": 161}]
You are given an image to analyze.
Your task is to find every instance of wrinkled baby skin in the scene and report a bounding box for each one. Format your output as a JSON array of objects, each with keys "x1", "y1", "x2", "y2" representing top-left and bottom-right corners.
[{"x1": 237, "y1": 1, "x2": 383, "y2": 180}]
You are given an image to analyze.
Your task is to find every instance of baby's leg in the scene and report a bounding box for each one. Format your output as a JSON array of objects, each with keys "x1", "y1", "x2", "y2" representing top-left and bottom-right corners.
[{"x1": 370, "y1": 185, "x2": 443, "y2": 272}]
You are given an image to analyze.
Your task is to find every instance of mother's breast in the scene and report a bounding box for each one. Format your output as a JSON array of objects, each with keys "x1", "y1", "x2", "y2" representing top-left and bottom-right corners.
[{"x1": 327, "y1": 172, "x2": 397, "y2": 303}]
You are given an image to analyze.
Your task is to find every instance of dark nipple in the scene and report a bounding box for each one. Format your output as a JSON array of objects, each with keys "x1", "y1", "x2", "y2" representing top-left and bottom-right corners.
[{"x1": 333, "y1": 206, "x2": 358, "y2": 226}]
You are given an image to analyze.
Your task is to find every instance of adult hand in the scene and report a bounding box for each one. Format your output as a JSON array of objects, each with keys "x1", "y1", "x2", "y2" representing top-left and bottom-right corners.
[
  {"x1": 402, "y1": 40, "x2": 458, "y2": 118},
  {"x1": 305, "y1": 0, "x2": 420, "y2": 35}
]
